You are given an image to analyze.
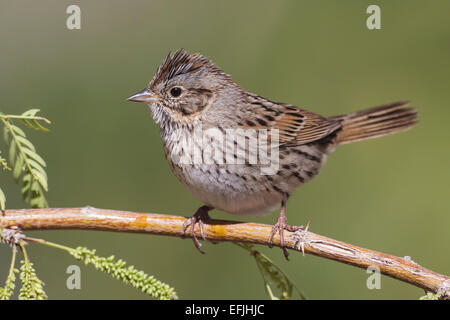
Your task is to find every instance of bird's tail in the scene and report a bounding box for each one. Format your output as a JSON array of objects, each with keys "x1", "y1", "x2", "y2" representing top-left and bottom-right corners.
[{"x1": 332, "y1": 101, "x2": 418, "y2": 145}]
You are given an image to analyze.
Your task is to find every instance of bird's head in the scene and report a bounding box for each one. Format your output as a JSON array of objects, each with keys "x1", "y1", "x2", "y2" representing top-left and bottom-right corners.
[{"x1": 128, "y1": 49, "x2": 233, "y2": 124}]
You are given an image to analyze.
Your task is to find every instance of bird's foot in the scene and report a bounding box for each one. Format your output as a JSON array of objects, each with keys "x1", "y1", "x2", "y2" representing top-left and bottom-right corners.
[
  {"x1": 181, "y1": 205, "x2": 212, "y2": 254},
  {"x1": 268, "y1": 202, "x2": 304, "y2": 260}
]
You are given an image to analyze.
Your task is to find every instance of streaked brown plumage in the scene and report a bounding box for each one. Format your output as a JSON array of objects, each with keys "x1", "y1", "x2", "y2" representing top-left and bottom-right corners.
[{"x1": 128, "y1": 49, "x2": 418, "y2": 259}]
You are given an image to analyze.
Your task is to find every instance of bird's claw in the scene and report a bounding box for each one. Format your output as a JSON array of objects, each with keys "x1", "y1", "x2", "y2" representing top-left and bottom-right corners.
[
  {"x1": 181, "y1": 206, "x2": 212, "y2": 254},
  {"x1": 268, "y1": 206, "x2": 304, "y2": 260}
]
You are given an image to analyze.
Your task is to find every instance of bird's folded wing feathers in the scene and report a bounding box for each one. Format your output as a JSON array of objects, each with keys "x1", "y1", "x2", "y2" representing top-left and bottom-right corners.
[{"x1": 241, "y1": 102, "x2": 341, "y2": 145}]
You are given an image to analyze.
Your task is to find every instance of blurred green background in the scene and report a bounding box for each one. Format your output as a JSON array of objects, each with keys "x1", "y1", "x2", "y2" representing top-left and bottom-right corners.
[{"x1": 1, "y1": 0, "x2": 449, "y2": 299}]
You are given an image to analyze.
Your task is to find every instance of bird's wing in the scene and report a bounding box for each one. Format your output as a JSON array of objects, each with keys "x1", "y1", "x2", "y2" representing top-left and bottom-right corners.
[{"x1": 240, "y1": 98, "x2": 341, "y2": 145}]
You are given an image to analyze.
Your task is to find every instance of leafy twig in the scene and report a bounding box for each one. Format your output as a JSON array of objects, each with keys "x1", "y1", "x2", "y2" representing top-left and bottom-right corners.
[
  {"x1": 0, "y1": 245, "x2": 18, "y2": 300},
  {"x1": 18, "y1": 241, "x2": 47, "y2": 300},
  {"x1": 26, "y1": 237, "x2": 178, "y2": 300},
  {"x1": 0, "y1": 109, "x2": 50, "y2": 208},
  {"x1": 0, "y1": 109, "x2": 51, "y2": 132}
]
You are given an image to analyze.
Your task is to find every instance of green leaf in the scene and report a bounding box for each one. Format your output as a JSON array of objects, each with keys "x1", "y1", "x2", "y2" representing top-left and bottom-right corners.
[
  {"x1": 21, "y1": 109, "x2": 41, "y2": 117},
  {"x1": 30, "y1": 119, "x2": 50, "y2": 132},
  {"x1": 21, "y1": 174, "x2": 32, "y2": 200},
  {"x1": 8, "y1": 139, "x2": 16, "y2": 165},
  {"x1": 15, "y1": 135, "x2": 36, "y2": 152},
  {"x1": 22, "y1": 148, "x2": 47, "y2": 168},
  {"x1": 30, "y1": 194, "x2": 47, "y2": 208},
  {"x1": 237, "y1": 243, "x2": 307, "y2": 300},
  {"x1": 0, "y1": 187, "x2": 6, "y2": 211},
  {"x1": 3, "y1": 125, "x2": 10, "y2": 144},
  {"x1": 30, "y1": 169, "x2": 48, "y2": 191},
  {"x1": 10, "y1": 124, "x2": 26, "y2": 137},
  {"x1": 12, "y1": 155, "x2": 24, "y2": 181}
]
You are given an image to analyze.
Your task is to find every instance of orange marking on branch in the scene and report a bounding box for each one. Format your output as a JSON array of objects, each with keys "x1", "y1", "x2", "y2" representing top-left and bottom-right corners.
[{"x1": 133, "y1": 215, "x2": 148, "y2": 228}]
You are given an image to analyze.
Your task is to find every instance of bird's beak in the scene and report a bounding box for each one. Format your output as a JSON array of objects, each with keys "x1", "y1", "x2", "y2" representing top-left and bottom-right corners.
[{"x1": 127, "y1": 88, "x2": 159, "y2": 103}]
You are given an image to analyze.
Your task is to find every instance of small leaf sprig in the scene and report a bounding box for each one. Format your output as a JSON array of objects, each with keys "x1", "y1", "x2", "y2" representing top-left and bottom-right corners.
[
  {"x1": 419, "y1": 292, "x2": 443, "y2": 300},
  {"x1": 18, "y1": 241, "x2": 47, "y2": 300},
  {"x1": 0, "y1": 245, "x2": 18, "y2": 300},
  {"x1": 24, "y1": 237, "x2": 178, "y2": 300},
  {"x1": 71, "y1": 247, "x2": 178, "y2": 300},
  {"x1": 0, "y1": 237, "x2": 47, "y2": 300},
  {"x1": 0, "y1": 109, "x2": 50, "y2": 209}
]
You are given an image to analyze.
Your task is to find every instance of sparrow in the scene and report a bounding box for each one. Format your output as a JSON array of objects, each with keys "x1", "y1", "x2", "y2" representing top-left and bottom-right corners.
[{"x1": 128, "y1": 49, "x2": 418, "y2": 259}]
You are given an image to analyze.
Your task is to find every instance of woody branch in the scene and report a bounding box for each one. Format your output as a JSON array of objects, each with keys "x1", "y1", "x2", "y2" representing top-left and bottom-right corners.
[{"x1": 1, "y1": 206, "x2": 449, "y2": 298}]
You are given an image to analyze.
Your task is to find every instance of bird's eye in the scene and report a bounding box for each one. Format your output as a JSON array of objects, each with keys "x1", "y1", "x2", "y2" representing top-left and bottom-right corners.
[{"x1": 170, "y1": 87, "x2": 182, "y2": 98}]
